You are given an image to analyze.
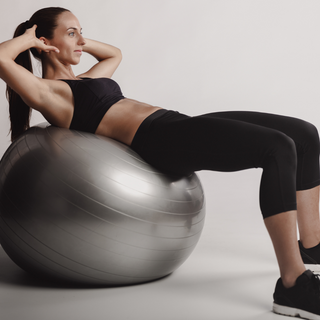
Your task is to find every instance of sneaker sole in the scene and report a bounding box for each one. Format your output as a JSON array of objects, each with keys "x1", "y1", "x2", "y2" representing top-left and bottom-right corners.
[
  {"x1": 305, "y1": 264, "x2": 320, "y2": 273},
  {"x1": 273, "y1": 303, "x2": 320, "y2": 320}
]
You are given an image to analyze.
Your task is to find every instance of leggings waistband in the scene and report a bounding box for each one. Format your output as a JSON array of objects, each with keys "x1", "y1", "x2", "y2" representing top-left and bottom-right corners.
[{"x1": 131, "y1": 109, "x2": 169, "y2": 151}]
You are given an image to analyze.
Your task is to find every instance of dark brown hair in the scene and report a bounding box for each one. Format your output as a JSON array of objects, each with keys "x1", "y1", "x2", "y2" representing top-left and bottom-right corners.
[{"x1": 7, "y1": 7, "x2": 70, "y2": 142}]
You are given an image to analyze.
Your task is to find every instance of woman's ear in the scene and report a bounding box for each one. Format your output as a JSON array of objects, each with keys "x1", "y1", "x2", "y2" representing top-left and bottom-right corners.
[
  {"x1": 39, "y1": 36, "x2": 48, "y2": 45},
  {"x1": 37, "y1": 37, "x2": 47, "y2": 54}
]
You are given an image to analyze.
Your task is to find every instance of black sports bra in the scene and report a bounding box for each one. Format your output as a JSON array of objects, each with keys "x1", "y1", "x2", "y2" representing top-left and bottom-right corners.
[{"x1": 61, "y1": 77, "x2": 125, "y2": 133}]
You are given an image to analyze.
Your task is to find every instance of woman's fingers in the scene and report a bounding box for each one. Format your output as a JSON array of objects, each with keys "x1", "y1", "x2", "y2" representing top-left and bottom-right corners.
[
  {"x1": 25, "y1": 24, "x2": 37, "y2": 34},
  {"x1": 25, "y1": 25, "x2": 59, "y2": 53},
  {"x1": 43, "y1": 45, "x2": 59, "y2": 53}
]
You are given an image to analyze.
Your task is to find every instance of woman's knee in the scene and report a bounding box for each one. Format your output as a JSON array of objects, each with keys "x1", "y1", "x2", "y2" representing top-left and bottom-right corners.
[
  {"x1": 265, "y1": 131, "x2": 297, "y2": 170},
  {"x1": 299, "y1": 121, "x2": 320, "y2": 153}
]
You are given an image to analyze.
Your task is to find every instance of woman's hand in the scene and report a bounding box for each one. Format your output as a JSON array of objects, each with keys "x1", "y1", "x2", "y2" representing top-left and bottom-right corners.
[
  {"x1": 25, "y1": 25, "x2": 59, "y2": 54},
  {"x1": 78, "y1": 38, "x2": 122, "y2": 78},
  {"x1": 0, "y1": 24, "x2": 59, "y2": 112}
]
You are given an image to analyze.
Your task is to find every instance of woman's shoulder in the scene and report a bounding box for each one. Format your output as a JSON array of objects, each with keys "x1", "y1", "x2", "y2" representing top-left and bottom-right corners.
[
  {"x1": 34, "y1": 78, "x2": 74, "y2": 128},
  {"x1": 41, "y1": 78, "x2": 74, "y2": 96}
]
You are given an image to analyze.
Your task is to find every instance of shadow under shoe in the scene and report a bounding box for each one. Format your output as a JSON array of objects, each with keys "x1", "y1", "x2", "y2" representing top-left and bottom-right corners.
[
  {"x1": 273, "y1": 270, "x2": 320, "y2": 320},
  {"x1": 299, "y1": 241, "x2": 320, "y2": 273}
]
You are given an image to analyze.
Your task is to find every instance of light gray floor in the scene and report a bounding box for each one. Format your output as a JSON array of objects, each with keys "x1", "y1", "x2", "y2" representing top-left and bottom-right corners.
[{"x1": 0, "y1": 170, "x2": 290, "y2": 320}]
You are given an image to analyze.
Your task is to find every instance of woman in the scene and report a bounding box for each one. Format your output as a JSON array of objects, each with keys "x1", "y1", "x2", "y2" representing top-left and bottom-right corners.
[{"x1": 0, "y1": 7, "x2": 319, "y2": 319}]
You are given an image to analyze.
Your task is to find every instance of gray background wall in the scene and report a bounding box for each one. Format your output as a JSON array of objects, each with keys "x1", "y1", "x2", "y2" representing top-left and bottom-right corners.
[{"x1": 0, "y1": 0, "x2": 319, "y2": 230}]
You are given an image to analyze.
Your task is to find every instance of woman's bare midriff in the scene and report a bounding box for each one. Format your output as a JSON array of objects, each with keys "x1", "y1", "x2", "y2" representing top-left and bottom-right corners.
[{"x1": 94, "y1": 98, "x2": 162, "y2": 146}]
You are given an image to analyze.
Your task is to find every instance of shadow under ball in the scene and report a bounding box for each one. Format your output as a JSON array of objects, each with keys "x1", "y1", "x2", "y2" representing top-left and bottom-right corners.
[{"x1": 0, "y1": 123, "x2": 205, "y2": 286}]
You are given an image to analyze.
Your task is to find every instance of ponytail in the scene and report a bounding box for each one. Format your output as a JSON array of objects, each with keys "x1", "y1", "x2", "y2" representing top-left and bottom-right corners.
[
  {"x1": 6, "y1": 7, "x2": 70, "y2": 142},
  {"x1": 7, "y1": 21, "x2": 33, "y2": 142}
]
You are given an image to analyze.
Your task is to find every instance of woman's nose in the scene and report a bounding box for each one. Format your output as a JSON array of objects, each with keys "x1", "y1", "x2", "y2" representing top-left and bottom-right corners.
[{"x1": 78, "y1": 35, "x2": 86, "y2": 46}]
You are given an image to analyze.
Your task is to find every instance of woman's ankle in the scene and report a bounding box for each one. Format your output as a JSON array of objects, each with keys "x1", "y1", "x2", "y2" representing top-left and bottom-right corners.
[
  {"x1": 299, "y1": 237, "x2": 320, "y2": 249},
  {"x1": 281, "y1": 267, "x2": 306, "y2": 288}
]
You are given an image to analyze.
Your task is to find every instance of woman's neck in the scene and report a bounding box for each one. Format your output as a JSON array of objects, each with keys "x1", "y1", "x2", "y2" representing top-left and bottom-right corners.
[{"x1": 42, "y1": 58, "x2": 77, "y2": 80}]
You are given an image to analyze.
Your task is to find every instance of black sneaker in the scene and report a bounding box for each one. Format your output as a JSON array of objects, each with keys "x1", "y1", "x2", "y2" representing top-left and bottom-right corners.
[
  {"x1": 273, "y1": 270, "x2": 320, "y2": 320},
  {"x1": 299, "y1": 241, "x2": 320, "y2": 273}
]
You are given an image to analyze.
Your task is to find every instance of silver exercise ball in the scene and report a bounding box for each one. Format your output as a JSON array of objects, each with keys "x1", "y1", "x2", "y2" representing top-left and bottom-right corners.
[{"x1": 0, "y1": 123, "x2": 205, "y2": 286}]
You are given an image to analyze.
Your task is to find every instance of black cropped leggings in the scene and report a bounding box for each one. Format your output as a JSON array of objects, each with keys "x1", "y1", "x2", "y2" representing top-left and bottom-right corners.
[{"x1": 131, "y1": 109, "x2": 320, "y2": 219}]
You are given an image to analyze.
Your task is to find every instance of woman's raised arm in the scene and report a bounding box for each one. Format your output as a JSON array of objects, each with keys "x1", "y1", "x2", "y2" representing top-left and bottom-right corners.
[
  {"x1": 0, "y1": 25, "x2": 59, "y2": 109},
  {"x1": 78, "y1": 38, "x2": 122, "y2": 79}
]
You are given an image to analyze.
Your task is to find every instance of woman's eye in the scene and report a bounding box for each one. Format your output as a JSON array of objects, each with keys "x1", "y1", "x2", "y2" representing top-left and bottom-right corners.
[{"x1": 69, "y1": 32, "x2": 75, "y2": 36}]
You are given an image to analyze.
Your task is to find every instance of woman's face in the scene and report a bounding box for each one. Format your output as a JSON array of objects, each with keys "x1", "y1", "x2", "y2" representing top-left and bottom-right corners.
[{"x1": 45, "y1": 11, "x2": 85, "y2": 65}]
